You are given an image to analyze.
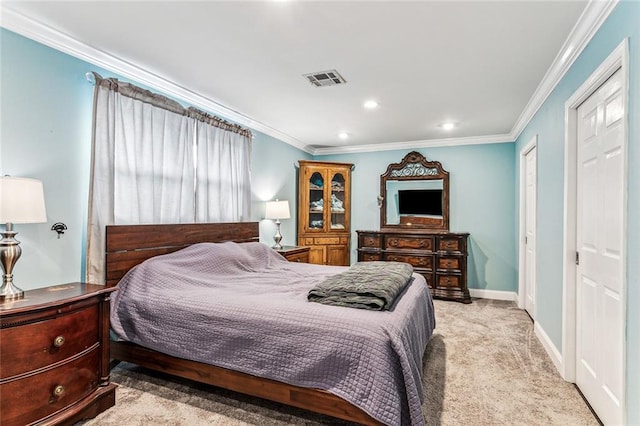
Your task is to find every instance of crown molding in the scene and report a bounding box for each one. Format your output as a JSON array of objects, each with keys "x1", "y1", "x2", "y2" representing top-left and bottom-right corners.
[
  {"x1": 0, "y1": 6, "x2": 312, "y2": 154},
  {"x1": 1, "y1": 1, "x2": 618, "y2": 156},
  {"x1": 311, "y1": 133, "x2": 513, "y2": 156},
  {"x1": 509, "y1": 0, "x2": 619, "y2": 141}
]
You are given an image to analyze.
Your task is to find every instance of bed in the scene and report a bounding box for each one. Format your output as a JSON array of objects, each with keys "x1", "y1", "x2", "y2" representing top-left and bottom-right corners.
[{"x1": 106, "y1": 222, "x2": 435, "y2": 425}]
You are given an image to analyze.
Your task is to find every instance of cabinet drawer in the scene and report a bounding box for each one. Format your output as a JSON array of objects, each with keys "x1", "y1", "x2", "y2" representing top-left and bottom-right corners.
[
  {"x1": 436, "y1": 274, "x2": 462, "y2": 288},
  {"x1": 385, "y1": 235, "x2": 434, "y2": 251},
  {"x1": 314, "y1": 237, "x2": 340, "y2": 244},
  {"x1": 359, "y1": 252, "x2": 381, "y2": 262},
  {"x1": 0, "y1": 304, "x2": 99, "y2": 379},
  {"x1": 438, "y1": 236, "x2": 465, "y2": 252},
  {"x1": 383, "y1": 253, "x2": 433, "y2": 269},
  {"x1": 0, "y1": 346, "x2": 100, "y2": 426},
  {"x1": 359, "y1": 234, "x2": 381, "y2": 248},
  {"x1": 437, "y1": 256, "x2": 463, "y2": 271}
]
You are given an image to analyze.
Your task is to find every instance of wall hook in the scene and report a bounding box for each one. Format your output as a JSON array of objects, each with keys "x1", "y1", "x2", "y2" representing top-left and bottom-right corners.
[{"x1": 51, "y1": 222, "x2": 67, "y2": 239}]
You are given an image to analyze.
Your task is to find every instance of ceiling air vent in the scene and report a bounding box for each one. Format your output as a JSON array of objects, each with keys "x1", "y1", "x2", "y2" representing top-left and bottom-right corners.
[{"x1": 303, "y1": 69, "x2": 347, "y2": 87}]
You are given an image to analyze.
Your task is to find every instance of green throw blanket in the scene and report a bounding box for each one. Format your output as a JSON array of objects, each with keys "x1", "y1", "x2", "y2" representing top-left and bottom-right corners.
[{"x1": 308, "y1": 261, "x2": 414, "y2": 311}]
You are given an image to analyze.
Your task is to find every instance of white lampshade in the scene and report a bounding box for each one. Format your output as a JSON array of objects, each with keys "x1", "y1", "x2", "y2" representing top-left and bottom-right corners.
[
  {"x1": 0, "y1": 177, "x2": 47, "y2": 224},
  {"x1": 265, "y1": 200, "x2": 290, "y2": 220}
]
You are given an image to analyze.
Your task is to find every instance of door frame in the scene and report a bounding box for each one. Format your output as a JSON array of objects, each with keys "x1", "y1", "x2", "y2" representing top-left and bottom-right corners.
[
  {"x1": 518, "y1": 135, "x2": 537, "y2": 313},
  {"x1": 561, "y1": 38, "x2": 628, "y2": 417}
]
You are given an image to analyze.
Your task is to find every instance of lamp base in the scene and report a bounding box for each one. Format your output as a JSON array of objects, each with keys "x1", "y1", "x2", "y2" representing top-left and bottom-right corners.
[
  {"x1": 0, "y1": 283, "x2": 24, "y2": 301},
  {"x1": 1, "y1": 224, "x2": 24, "y2": 302},
  {"x1": 272, "y1": 219, "x2": 284, "y2": 250}
]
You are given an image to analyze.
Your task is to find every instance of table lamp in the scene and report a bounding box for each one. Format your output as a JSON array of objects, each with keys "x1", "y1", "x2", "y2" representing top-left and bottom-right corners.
[
  {"x1": 0, "y1": 176, "x2": 47, "y2": 301},
  {"x1": 265, "y1": 199, "x2": 290, "y2": 250}
]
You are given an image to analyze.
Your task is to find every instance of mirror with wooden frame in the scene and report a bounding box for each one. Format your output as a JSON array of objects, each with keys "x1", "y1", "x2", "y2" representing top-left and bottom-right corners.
[{"x1": 380, "y1": 151, "x2": 449, "y2": 231}]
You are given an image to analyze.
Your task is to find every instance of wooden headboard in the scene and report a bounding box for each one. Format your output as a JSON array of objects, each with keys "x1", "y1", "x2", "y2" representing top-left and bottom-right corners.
[{"x1": 105, "y1": 222, "x2": 259, "y2": 287}]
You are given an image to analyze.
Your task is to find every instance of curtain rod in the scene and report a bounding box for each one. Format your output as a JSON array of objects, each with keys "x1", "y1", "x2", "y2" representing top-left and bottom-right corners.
[{"x1": 84, "y1": 71, "x2": 253, "y2": 138}]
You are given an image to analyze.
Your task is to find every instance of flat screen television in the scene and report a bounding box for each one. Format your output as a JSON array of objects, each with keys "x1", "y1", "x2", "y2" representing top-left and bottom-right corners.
[{"x1": 398, "y1": 189, "x2": 443, "y2": 216}]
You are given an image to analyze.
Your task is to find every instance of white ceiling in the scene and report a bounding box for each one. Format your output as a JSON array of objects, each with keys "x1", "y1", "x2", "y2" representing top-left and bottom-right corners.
[{"x1": 2, "y1": 1, "x2": 592, "y2": 153}]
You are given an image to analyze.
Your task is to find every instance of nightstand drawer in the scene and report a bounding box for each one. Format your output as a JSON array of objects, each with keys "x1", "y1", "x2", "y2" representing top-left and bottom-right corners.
[
  {"x1": 0, "y1": 304, "x2": 99, "y2": 379},
  {"x1": 286, "y1": 251, "x2": 309, "y2": 263},
  {"x1": 0, "y1": 346, "x2": 100, "y2": 426}
]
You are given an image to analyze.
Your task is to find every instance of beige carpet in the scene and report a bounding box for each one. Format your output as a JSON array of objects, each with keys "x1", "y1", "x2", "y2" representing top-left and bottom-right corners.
[{"x1": 82, "y1": 299, "x2": 598, "y2": 425}]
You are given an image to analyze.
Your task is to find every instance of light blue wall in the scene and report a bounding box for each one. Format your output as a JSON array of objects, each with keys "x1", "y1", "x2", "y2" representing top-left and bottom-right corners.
[
  {"x1": 0, "y1": 28, "x2": 310, "y2": 290},
  {"x1": 252, "y1": 133, "x2": 310, "y2": 247},
  {"x1": 514, "y1": 1, "x2": 639, "y2": 423},
  {"x1": 318, "y1": 143, "x2": 517, "y2": 293},
  {"x1": 1, "y1": 29, "x2": 94, "y2": 289}
]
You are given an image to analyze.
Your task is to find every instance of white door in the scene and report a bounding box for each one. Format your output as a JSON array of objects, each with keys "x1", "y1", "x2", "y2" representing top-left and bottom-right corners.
[
  {"x1": 524, "y1": 146, "x2": 537, "y2": 318},
  {"x1": 576, "y1": 68, "x2": 625, "y2": 425}
]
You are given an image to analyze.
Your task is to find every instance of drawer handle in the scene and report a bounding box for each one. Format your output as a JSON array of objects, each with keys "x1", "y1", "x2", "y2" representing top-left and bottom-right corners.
[
  {"x1": 53, "y1": 335, "x2": 65, "y2": 348},
  {"x1": 296, "y1": 259, "x2": 301, "y2": 262},
  {"x1": 53, "y1": 385, "x2": 65, "y2": 398}
]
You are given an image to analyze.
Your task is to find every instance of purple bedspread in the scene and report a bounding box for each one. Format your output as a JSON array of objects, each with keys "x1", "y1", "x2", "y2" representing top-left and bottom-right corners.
[{"x1": 110, "y1": 242, "x2": 435, "y2": 425}]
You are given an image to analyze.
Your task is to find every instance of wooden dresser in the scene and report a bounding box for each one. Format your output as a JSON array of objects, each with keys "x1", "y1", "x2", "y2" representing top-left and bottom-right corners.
[
  {"x1": 0, "y1": 283, "x2": 117, "y2": 426},
  {"x1": 357, "y1": 230, "x2": 471, "y2": 303},
  {"x1": 274, "y1": 245, "x2": 310, "y2": 263}
]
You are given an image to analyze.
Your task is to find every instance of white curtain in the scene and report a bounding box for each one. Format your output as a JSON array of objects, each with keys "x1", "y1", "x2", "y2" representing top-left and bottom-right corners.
[
  {"x1": 195, "y1": 120, "x2": 252, "y2": 222},
  {"x1": 112, "y1": 99, "x2": 194, "y2": 224},
  {"x1": 86, "y1": 75, "x2": 251, "y2": 284}
]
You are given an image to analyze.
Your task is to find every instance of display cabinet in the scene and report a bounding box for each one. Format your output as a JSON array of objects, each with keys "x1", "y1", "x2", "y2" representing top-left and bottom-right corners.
[{"x1": 298, "y1": 160, "x2": 353, "y2": 266}]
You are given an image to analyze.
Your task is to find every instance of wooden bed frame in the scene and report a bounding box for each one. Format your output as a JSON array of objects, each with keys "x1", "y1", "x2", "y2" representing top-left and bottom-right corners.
[{"x1": 105, "y1": 222, "x2": 381, "y2": 425}]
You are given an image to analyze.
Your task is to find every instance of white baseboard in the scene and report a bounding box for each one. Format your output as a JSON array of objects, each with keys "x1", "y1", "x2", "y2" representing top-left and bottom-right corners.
[
  {"x1": 534, "y1": 321, "x2": 564, "y2": 375},
  {"x1": 468, "y1": 288, "x2": 517, "y2": 301}
]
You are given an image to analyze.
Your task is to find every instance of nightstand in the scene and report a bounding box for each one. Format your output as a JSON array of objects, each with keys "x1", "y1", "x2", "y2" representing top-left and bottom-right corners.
[
  {"x1": 274, "y1": 246, "x2": 310, "y2": 263},
  {"x1": 0, "y1": 282, "x2": 117, "y2": 426}
]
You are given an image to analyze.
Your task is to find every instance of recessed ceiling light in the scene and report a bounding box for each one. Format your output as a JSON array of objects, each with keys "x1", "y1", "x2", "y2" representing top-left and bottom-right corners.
[
  {"x1": 364, "y1": 100, "x2": 379, "y2": 109},
  {"x1": 338, "y1": 132, "x2": 350, "y2": 140},
  {"x1": 441, "y1": 122, "x2": 455, "y2": 130}
]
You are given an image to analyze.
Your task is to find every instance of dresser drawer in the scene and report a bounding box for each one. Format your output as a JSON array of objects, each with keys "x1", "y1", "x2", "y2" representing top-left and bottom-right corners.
[
  {"x1": 437, "y1": 256, "x2": 463, "y2": 271},
  {"x1": 436, "y1": 273, "x2": 462, "y2": 288},
  {"x1": 0, "y1": 304, "x2": 99, "y2": 379},
  {"x1": 359, "y1": 252, "x2": 381, "y2": 262},
  {"x1": 359, "y1": 234, "x2": 381, "y2": 248},
  {"x1": 437, "y1": 236, "x2": 465, "y2": 253},
  {"x1": 383, "y1": 253, "x2": 434, "y2": 269},
  {"x1": 385, "y1": 235, "x2": 434, "y2": 251},
  {"x1": 415, "y1": 270, "x2": 435, "y2": 289},
  {"x1": 0, "y1": 346, "x2": 100, "y2": 426}
]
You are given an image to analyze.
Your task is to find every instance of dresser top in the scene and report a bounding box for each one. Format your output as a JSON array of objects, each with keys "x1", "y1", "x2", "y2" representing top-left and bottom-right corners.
[
  {"x1": 357, "y1": 229, "x2": 470, "y2": 236},
  {"x1": 0, "y1": 282, "x2": 115, "y2": 315}
]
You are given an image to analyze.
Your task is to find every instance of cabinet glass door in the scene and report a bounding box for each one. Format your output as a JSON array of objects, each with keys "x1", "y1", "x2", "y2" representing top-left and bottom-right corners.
[
  {"x1": 308, "y1": 171, "x2": 324, "y2": 231},
  {"x1": 330, "y1": 172, "x2": 346, "y2": 230}
]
